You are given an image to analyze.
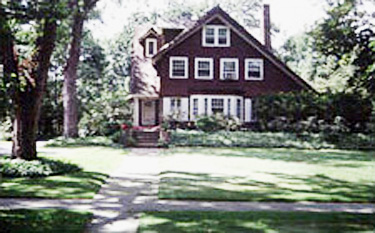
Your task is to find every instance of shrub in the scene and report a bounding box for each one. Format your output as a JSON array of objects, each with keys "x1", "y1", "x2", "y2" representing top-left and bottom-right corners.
[
  {"x1": 254, "y1": 91, "x2": 373, "y2": 133},
  {"x1": 196, "y1": 114, "x2": 241, "y2": 132},
  {"x1": 0, "y1": 157, "x2": 81, "y2": 178},
  {"x1": 46, "y1": 136, "x2": 114, "y2": 147},
  {"x1": 169, "y1": 129, "x2": 374, "y2": 150}
]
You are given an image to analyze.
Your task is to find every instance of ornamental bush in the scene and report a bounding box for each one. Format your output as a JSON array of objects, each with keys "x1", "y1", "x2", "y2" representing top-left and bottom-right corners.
[
  {"x1": 0, "y1": 157, "x2": 81, "y2": 178},
  {"x1": 196, "y1": 114, "x2": 241, "y2": 132}
]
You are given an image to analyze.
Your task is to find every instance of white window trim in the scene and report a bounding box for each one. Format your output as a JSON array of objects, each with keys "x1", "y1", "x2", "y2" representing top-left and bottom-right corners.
[
  {"x1": 245, "y1": 58, "x2": 264, "y2": 81},
  {"x1": 169, "y1": 56, "x2": 189, "y2": 79},
  {"x1": 194, "y1": 58, "x2": 214, "y2": 80},
  {"x1": 220, "y1": 58, "x2": 239, "y2": 80},
  {"x1": 202, "y1": 25, "x2": 230, "y2": 47},
  {"x1": 145, "y1": 38, "x2": 157, "y2": 57}
]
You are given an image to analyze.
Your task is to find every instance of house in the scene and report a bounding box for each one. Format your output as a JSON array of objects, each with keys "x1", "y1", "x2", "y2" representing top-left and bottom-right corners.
[{"x1": 130, "y1": 5, "x2": 313, "y2": 131}]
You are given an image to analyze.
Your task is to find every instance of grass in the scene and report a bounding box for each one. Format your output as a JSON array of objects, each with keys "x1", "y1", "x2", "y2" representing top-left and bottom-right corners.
[
  {"x1": 159, "y1": 147, "x2": 375, "y2": 202},
  {"x1": 138, "y1": 211, "x2": 375, "y2": 233},
  {"x1": 0, "y1": 209, "x2": 92, "y2": 233},
  {"x1": 0, "y1": 144, "x2": 128, "y2": 198}
]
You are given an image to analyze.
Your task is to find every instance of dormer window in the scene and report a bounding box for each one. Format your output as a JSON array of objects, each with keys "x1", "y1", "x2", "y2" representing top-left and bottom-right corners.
[
  {"x1": 203, "y1": 25, "x2": 230, "y2": 47},
  {"x1": 145, "y1": 38, "x2": 157, "y2": 57}
]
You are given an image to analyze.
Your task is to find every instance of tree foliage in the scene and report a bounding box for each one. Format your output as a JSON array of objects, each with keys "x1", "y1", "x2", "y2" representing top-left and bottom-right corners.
[{"x1": 310, "y1": 0, "x2": 375, "y2": 95}]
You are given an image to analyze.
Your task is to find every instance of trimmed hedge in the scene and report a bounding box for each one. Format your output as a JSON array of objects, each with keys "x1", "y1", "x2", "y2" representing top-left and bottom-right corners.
[
  {"x1": 0, "y1": 157, "x2": 81, "y2": 178},
  {"x1": 169, "y1": 130, "x2": 375, "y2": 150}
]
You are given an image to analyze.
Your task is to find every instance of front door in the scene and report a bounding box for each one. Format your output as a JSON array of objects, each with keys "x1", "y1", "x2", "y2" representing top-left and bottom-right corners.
[{"x1": 141, "y1": 100, "x2": 156, "y2": 126}]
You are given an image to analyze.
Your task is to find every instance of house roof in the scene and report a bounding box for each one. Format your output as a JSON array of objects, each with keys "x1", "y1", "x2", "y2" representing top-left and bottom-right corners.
[
  {"x1": 130, "y1": 25, "x2": 160, "y2": 97},
  {"x1": 153, "y1": 6, "x2": 314, "y2": 92}
]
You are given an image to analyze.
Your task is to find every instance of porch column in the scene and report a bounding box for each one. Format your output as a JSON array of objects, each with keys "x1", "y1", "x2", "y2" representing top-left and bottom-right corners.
[{"x1": 133, "y1": 98, "x2": 140, "y2": 126}]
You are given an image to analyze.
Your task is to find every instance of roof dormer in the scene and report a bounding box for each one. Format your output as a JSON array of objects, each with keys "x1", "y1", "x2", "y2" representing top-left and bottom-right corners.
[{"x1": 139, "y1": 28, "x2": 159, "y2": 58}]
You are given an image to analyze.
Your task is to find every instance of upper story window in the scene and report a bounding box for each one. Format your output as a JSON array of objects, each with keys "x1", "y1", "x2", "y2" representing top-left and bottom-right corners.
[
  {"x1": 245, "y1": 58, "x2": 264, "y2": 80},
  {"x1": 145, "y1": 38, "x2": 157, "y2": 57},
  {"x1": 220, "y1": 58, "x2": 239, "y2": 80},
  {"x1": 195, "y1": 58, "x2": 213, "y2": 80},
  {"x1": 202, "y1": 25, "x2": 230, "y2": 47},
  {"x1": 170, "y1": 56, "x2": 188, "y2": 79}
]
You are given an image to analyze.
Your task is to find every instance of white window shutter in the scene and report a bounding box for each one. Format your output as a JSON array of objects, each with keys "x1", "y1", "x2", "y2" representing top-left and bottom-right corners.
[{"x1": 245, "y1": 98, "x2": 252, "y2": 122}]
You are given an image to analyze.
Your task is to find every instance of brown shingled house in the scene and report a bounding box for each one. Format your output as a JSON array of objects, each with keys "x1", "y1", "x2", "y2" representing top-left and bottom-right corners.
[{"x1": 130, "y1": 5, "x2": 312, "y2": 136}]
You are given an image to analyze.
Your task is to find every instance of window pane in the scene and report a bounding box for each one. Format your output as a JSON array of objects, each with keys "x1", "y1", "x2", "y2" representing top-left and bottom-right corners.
[
  {"x1": 198, "y1": 61, "x2": 211, "y2": 77},
  {"x1": 248, "y1": 61, "x2": 261, "y2": 78},
  {"x1": 205, "y1": 28, "x2": 215, "y2": 44},
  {"x1": 212, "y1": 98, "x2": 224, "y2": 114},
  {"x1": 193, "y1": 98, "x2": 198, "y2": 116},
  {"x1": 223, "y1": 61, "x2": 237, "y2": 80},
  {"x1": 172, "y1": 60, "x2": 186, "y2": 77},
  {"x1": 148, "y1": 41, "x2": 155, "y2": 55},
  {"x1": 236, "y1": 99, "x2": 241, "y2": 118},
  {"x1": 218, "y1": 28, "x2": 227, "y2": 44}
]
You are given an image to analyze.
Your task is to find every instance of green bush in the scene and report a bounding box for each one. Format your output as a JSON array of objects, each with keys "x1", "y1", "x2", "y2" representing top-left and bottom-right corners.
[
  {"x1": 0, "y1": 157, "x2": 81, "y2": 178},
  {"x1": 254, "y1": 91, "x2": 373, "y2": 132},
  {"x1": 169, "y1": 130, "x2": 375, "y2": 150},
  {"x1": 196, "y1": 114, "x2": 241, "y2": 132}
]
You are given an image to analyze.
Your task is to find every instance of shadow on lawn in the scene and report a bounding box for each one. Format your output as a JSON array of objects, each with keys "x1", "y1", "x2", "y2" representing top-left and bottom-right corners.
[
  {"x1": 159, "y1": 171, "x2": 375, "y2": 202},
  {"x1": 179, "y1": 147, "x2": 375, "y2": 165},
  {"x1": 0, "y1": 171, "x2": 108, "y2": 198},
  {"x1": 139, "y1": 211, "x2": 375, "y2": 233}
]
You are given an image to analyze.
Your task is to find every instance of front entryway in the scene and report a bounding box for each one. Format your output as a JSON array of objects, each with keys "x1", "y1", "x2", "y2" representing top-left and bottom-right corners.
[{"x1": 141, "y1": 100, "x2": 156, "y2": 126}]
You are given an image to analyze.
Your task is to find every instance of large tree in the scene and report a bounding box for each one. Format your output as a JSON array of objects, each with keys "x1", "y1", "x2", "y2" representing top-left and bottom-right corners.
[
  {"x1": 63, "y1": 0, "x2": 99, "y2": 138},
  {"x1": 1, "y1": 0, "x2": 65, "y2": 160},
  {"x1": 310, "y1": 0, "x2": 375, "y2": 96}
]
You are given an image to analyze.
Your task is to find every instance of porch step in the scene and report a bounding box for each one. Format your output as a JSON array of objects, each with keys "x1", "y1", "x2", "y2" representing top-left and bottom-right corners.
[{"x1": 134, "y1": 131, "x2": 160, "y2": 148}]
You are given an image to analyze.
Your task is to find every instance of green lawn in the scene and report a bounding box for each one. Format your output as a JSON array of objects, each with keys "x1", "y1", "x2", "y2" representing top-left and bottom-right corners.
[
  {"x1": 0, "y1": 209, "x2": 92, "y2": 233},
  {"x1": 159, "y1": 147, "x2": 375, "y2": 202},
  {"x1": 138, "y1": 211, "x2": 375, "y2": 233},
  {"x1": 0, "y1": 145, "x2": 127, "y2": 198}
]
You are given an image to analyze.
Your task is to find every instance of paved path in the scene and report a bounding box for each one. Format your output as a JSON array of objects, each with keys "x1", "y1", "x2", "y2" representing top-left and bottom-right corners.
[{"x1": 0, "y1": 147, "x2": 374, "y2": 233}]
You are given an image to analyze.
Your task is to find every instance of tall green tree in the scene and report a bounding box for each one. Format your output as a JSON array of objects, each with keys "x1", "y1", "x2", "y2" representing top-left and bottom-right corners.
[
  {"x1": 310, "y1": 0, "x2": 375, "y2": 96},
  {"x1": 0, "y1": 0, "x2": 66, "y2": 160}
]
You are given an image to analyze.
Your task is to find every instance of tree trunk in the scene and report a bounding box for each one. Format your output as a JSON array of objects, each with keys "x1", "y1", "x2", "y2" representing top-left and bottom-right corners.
[
  {"x1": 63, "y1": 0, "x2": 99, "y2": 138},
  {"x1": 11, "y1": 16, "x2": 58, "y2": 160},
  {"x1": 63, "y1": 14, "x2": 83, "y2": 138}
]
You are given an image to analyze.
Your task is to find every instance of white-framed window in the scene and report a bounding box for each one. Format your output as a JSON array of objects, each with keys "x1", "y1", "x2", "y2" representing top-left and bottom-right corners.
[
  {"x1": 194, "y1": 58, "x2": 213, "y2": 79},
  {"x1": 170, "y1": 57, "x2": 188, "y2": 79},
  {"x1": 220, "y1": 58, "x2": 239, "y2": 80},
  {"x1": 145, "y1": 38, "x2": 157, "y2": 57},
  {"x1": 171, "y1": 98, "x2": 181, "y2": 111},
  {"x1": 202, "y1": 25, "x2": 230, "y2": 47},
  {"x1": 245, "y1": 58, "x2": 264, "y2": 80},
  {"x1": 211, "y1": 98, "x2": 224, "y2": 114}
]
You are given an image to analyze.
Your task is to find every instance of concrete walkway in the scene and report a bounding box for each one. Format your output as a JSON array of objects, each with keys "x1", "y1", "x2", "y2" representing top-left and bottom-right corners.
[{"x1": 0, "y1": 147, "x2": 374, "y2": 233}]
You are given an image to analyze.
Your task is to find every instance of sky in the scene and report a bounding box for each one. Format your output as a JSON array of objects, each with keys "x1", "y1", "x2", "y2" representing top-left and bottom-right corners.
[{"x1": 88, "y1": 0, "x2": 327, "y2": 49}]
